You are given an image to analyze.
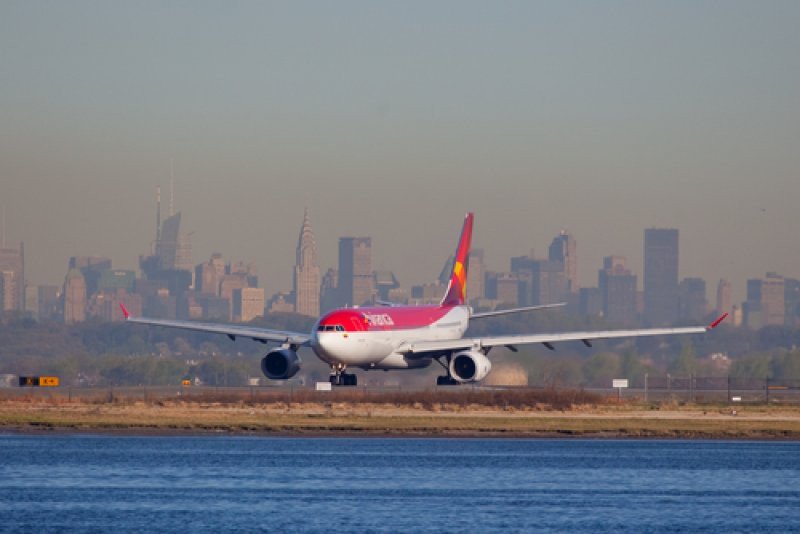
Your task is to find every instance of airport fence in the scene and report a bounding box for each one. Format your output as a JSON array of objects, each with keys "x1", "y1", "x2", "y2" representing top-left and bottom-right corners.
[{"x1": 1, "y1": 376, "x2": 800, "y2": 405}]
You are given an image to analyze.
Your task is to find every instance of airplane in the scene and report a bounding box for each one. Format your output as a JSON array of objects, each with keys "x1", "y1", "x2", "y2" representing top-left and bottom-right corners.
[{"x1": 121, "y1": 212, "x2": 727, "y2": 387}]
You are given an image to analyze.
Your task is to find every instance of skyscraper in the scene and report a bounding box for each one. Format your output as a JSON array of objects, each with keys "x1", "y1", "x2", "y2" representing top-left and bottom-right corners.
[
  {"x1": 644, "y1": 228, "x2": 679, "y2": 326},
  {"x1": 549, "y1": 231, "x2": 578, "y2": 294},
  {"x1": 745, "y1": 273, "x2": 785, "y2": 328},
  {"x1": 63, "y1": 268, "x2": 87, "y2": 324},
  {"x1": 716, "y1": 279, "x2": 731, "y2": 316},
  {"x1": 338, "y1": 237, "x2": 373, "y2": 307},
  {"x1": 598, "y1": 256, "x2": 637, "y2": 325},
  {"x1": 678, "y1": 277, "x2": 707, "y2": 322},
  {"x1": 293, "y1": 210, "x2": 320, "y2": 317},
  {"x1": 466, "y1": 249, "x2": 486, "y2": 302},
  {"x1": 0, "y1": 242, "x2": 24, "y2": 313},
  {"x1": 511, "y1": 255, "x2": 566, "y2": 306}
]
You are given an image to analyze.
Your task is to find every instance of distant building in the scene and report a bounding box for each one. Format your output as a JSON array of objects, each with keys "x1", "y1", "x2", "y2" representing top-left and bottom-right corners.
[
  {"x1": 155, "y1": 212, "x2": 193, "y2": 272},
  {"x1": 320, "y1": 268, "x2": 339, "y2": 312},
  {"x1": 374, "y1": 271, "x2": 400, "y2": 302},
  {"x1": 466, "y1": 249, "x2": 486, "y2": 302},
  {"x1": 548, "y1": 232, "x2": 578, "y2": 294},
  {"x1": 233, "y1": 287, "x2": 265, "y2": 322},
  {"x1": 678, "y1": 277, "x2": 707, "y2": 322},
  {"x1": 785, "y1": 278, "x2": 800, "y2": 327},
  {"x1": 410, "y1": 283, "x2": 447, "y2": 305},
  {"x1": 488, "y1": 272, "x2": 521, "y2": 307},
  {"x1": 579, "y1": 287, "x2": 603, "y2": 317},
  {"x1": 267, "y1": 292, "x2": 295, "y2": 314},
  {"x1": 644, "y1": 228, "x2": 679, "y2": 325},
  {"x1": 511, "y1": 255, "x2": 566, "y2": 306},
  {"x1": 219, "y1": 274, "x2": 248, "y2": 321},
  {"x1": 63, "y1": 269, "x2": 87, "y2": 324},
  {"x1": 598, "y1": 256, "x2": 637, "y2": 325},
  {"x1": 716, "y1": 279, "x2": 732, "y2": 317},
  {"x1": 195, "y1": 254, "x2": 224, "y2": 296},
  {"x1": 293, "y1": 210, "x2": 320, "y2": 317},
  {"x1": 338, "y1": 237, "x2": 374, "y2": 306},
  {"x1": 88, "y1": 289, "x2": 142, "y2": 322},
  {"x1": 0, "y1": 242, "x2": 24, "y2": 313},
  {"x1": 745, "y1": 273, "x2": 785, "y2": 328}
]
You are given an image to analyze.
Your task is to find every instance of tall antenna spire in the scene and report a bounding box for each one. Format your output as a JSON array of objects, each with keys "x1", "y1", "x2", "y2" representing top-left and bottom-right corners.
[
  {"x1": 169, "y1": 158, "x2": 175, "y2": 217},
  {"x1": 156, "y1": 185, "x2": 162, "y2": 244}
]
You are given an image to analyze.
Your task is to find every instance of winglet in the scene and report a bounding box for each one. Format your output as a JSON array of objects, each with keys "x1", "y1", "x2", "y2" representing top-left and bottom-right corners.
[
  {"x1": 119, "y1": 302, "x2": 130, "y2": 320},
  {"x1": 707, "y1": 312, "x2": 728, "y2": 330}
]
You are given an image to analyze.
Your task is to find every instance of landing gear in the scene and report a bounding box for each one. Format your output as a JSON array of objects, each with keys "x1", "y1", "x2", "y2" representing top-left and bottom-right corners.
[
  {"x1": 329, "y1": 365, "x2": 358, "y2": 387},
  {"x1": 434, "y1": 356, "x2": 459, "y2": 386}
]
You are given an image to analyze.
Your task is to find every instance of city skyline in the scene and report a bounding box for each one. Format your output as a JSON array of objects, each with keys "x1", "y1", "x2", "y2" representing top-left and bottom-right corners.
[
  {"x1": 1, "y1": 3, "x2": 798, "y2": 304},
  {"x1": 2, "y1": 201, "x2": 798, "y2": 311}
]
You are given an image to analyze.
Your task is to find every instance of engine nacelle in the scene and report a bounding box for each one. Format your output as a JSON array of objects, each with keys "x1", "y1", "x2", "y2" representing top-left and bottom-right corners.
[
  {"x1": 261, "y1": 348, "x2": 301, "y2": 380},
  {"x1": 449, "y1": 351, "x2": 492, "y2": 383}
]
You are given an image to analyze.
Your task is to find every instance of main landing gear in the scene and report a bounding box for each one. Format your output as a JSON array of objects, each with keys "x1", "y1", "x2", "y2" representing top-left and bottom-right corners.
[
  {"x1": 329, "y1": 365, "x2": 358, "y2": 386},
  {"x1": 434, "y1": 355, "x2": 459, "y2": 386}
]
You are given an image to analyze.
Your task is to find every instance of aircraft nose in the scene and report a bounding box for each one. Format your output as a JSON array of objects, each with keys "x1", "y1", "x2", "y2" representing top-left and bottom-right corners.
[{"x1": 314, "y1": 332, "x2": 338, "y2": 357}]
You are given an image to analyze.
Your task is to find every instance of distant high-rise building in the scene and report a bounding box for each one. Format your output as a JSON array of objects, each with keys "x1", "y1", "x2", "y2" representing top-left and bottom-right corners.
[
  {"x1": 23, "y1": 285, "x2": 59, "y2": 322},
  {"x1": 745, "y1": 273, "x2": 785, "y2": 328},
  {"x1": 716, "y1": 279, "x2": 732, "y2": 317},
  {"x1": 579, "y1": 287, "x2": 603, "y2": 317},
  {"x1": 233, "y1": 287, "x2": 265, "y2": 322},
  {"x1": 0, "y1": 243, "x2": 24, "y2": 313},
  {"x1": 293, "y1": 210, "x2": 320, "y2": 317},
  {"x1": 493, "y1": 273, "x2": 521, "y2": 306},
  {"x1": 63, "y1": 269, "x2": 87, "y2": 324},
  {"x1": 155, "y1": 213, "x2": 194, "y2": 271},
  {"x1": 338, "y1": 237, "x2": 373, "y2": 306},
  {"x1": 784, "y1": 278, "x2": 800, "y2": 327},
  {"x1": 644, "y1": 228, "x2": 679, "y2": 325},
  {"x1": 467, "y1": 249, "x2": 486, "y2": 302},
  {"x1": 598, "y1": 256, "x2": 637, "y2": 325},
  {"x1": 374, "y1": 271, "x2": 400, "y2": 302},
  {"x1": 219, "y1": 274, "x2": 248, "y2": 321},
  {"x1": 549, "y1": 231, "x2": 578, "y2": 294},
  {"x1": 69, "y1": 256, "x2": 112, "y2": 298},
  {"x1": 678, "y1": 277, "x2": 707, "y2": 322},
  {"x1": 195, "y1": 255, "x2": 221, "y2": 296},
  {"x1": 320, "y1": 268, "x2": 339, "y2": 312},
  {"x1": 511, "y1": 255, "x2": 566, "y2": 306}
]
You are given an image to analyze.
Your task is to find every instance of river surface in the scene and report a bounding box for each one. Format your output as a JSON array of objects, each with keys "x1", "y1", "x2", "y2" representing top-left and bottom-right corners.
[{"x1": 1, "y1": 435, "x2": 799, "y2": 532}]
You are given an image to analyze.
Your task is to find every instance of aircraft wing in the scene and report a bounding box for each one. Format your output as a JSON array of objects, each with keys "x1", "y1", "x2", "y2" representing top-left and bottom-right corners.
[
  {"x1": 470, "y1": 302, "x2": 566, "y2": 319},
  {"x1": 399, "y1": 313, "x2": 728, "y2": 355},
  {"x1": 120, "y1": 304, "x2": 311, "y2": 346}
]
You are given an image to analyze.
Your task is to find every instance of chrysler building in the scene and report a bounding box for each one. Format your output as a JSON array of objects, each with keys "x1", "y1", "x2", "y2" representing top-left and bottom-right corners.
[{"x1": 293, "y1": 209, "x2": 321, "y2": 317}]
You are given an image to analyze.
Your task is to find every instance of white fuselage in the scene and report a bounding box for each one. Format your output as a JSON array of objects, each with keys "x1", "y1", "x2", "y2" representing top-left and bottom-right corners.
[{"x1": 310, "y1": 306, "x2": 470, "y2": 370}]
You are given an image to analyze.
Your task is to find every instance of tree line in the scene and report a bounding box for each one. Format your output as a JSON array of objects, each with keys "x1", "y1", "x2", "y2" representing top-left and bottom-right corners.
[{"x1": 1, "y1": 311, "x2": 799, "y2": 387}]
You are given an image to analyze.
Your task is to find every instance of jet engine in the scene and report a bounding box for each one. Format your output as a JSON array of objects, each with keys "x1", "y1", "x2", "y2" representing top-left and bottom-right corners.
[
  {"x1": 261, "y1": 348, "x2": 301, "y2": 380},
  {"x1": 449, "y1": 351, "x2": 492, "y2": 383}
]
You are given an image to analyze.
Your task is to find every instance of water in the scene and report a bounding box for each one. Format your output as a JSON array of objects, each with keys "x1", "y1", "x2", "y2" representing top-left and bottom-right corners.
[{"x1": 1, "y1": 435, "x2": 799, "y2": 533}]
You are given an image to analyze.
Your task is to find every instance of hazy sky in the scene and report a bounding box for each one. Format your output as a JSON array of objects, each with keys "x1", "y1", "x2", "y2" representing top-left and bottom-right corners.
[{"x1": 1, "y1": 1, "x2": 798, "y2": 304}]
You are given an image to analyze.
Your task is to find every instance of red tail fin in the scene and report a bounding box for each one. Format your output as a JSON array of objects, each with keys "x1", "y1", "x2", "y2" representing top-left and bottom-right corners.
[{"x1": 441, "y1": 213, "x2": 474, "y2": 306}]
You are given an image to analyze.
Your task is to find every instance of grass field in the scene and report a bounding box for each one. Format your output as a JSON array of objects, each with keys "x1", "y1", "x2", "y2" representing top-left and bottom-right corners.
[{"x1": 2, "y1": 391, "x2": 800, "y2": 439}]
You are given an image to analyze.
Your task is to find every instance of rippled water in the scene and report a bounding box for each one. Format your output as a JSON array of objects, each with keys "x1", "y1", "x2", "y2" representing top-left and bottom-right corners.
[{"x1": 1, "y1": 435, "x2": 799, "y2": 532}]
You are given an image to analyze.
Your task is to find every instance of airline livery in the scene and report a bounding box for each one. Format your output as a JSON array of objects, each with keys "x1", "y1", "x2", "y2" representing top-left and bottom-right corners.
[{"x1": 121, "y1": 213, "x2": 727, "y2": 386}]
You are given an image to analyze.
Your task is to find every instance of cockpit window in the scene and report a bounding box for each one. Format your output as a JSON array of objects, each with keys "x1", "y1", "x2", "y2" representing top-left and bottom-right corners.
[{"x1": 317, "y1": 324, "x2": 345, "y2": 332}]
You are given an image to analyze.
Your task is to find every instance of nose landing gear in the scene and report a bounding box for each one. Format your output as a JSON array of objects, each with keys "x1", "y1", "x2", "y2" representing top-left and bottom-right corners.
[{"x1": 329, "y1": 365, "x2": 358, "y2": 386}]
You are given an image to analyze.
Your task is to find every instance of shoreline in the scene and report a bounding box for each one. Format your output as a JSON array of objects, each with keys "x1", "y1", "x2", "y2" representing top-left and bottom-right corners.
[{"x1": 2, "y1": 400, "x2": 800, "y2": 440}]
